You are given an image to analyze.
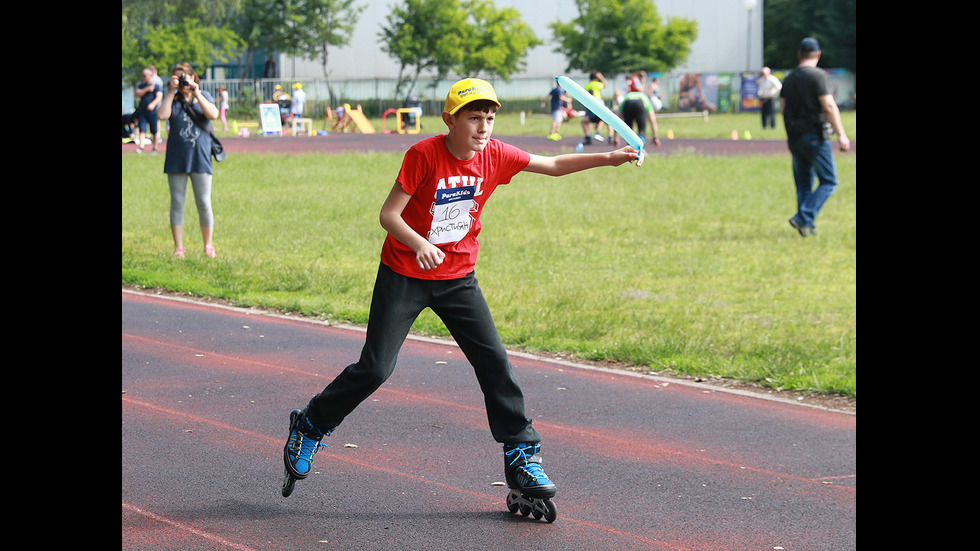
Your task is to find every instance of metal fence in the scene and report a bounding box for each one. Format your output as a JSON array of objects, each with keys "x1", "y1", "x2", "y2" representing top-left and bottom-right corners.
[
  {"x1": 191, "y1": 76, "x2": 592, "y2": 120},
  {"x1": 123, "y1": 71, "x2": 855, "y2": 119}
]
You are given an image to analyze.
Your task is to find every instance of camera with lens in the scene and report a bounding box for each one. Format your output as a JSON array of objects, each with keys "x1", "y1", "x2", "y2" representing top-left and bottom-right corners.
[{"x1": 178, "y1": 75, "x2": 189, "y2": 88}]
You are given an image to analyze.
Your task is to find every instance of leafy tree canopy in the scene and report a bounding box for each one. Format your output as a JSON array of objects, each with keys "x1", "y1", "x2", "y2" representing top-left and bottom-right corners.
[
  {"x1": 379, "y1": 0, "x2": 468, "y2": 91},
  {"x1": 549, "y1": 0, "x2": 698, "y2": 76},
  {"x1": 253, "y1": 0, "x2": 365, "y2": 78},
  {"x1": 457, "y1": 0, "x2": 543, "y2": 80},
  {"x1": 123, "y1": 17, "x2": 244, "y2": 84},
  {"x1": 122, "y1": 0, "x2": 364, "y2": 82},
  {"x1": 378, "y1": 0, "x2": 541, "y2": 97},
  {"x1": 762, "y1": 0, "x2": 856, "y2": 72}
]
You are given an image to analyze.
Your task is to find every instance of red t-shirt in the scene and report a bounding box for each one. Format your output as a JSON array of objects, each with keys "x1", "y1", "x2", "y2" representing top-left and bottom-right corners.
[{"x1": 380, "y1": 135, "x2": 530, "y2": 280}]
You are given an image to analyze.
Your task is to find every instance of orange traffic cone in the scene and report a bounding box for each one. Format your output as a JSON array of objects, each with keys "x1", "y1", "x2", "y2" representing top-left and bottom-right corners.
[
  {"x1": 667, "y1": 129, "x2": 674, "y2": 139},
  {"x1": 731, "y1": 129, "x2": 738, "y2": 140}
]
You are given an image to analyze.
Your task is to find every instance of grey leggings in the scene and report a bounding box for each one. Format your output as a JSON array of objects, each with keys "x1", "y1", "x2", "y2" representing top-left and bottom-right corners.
[{"x1": 168, "y1": 172, "x2": 213, "y2": 227}]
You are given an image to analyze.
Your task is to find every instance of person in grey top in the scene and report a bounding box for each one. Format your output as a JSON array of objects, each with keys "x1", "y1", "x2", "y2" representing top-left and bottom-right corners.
[{"x1": 157, "y1": 63, "x2": 221, "y2": 258}]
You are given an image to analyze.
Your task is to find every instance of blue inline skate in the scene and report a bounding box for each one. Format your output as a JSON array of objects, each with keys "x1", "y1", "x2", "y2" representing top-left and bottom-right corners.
[
  {"x1": 504, "y1": 443, "x2": 557, "y2": 522},
  {"x1": 281, "y1": 408, "x2": 329, "y2": 497}
]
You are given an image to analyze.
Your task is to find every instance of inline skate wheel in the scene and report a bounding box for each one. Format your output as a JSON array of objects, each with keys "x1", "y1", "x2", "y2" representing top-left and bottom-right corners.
[
  {"x1": 542, "y1": 499, "x2": 557, "y2": 523},
  {"x1": 506, "y1": 492, "x2": 520, "y2": 513},
  {"x1": 282, "y1": 471, "x2": 296, "y2": 497}
]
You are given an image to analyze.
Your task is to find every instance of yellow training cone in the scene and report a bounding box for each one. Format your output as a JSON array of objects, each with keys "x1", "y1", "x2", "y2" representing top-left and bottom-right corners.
[
  {"x1": 744, "y1": 130, "x2": 752, "y2": 140},
  {"x1": 667, "y1": 129, "x2": 674, "y2": 139}
]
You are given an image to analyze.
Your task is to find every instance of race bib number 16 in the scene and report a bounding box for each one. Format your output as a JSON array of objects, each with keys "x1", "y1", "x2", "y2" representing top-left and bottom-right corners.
[{"x1": 428, "y1": 186, "x2": 475, "y2": 245}]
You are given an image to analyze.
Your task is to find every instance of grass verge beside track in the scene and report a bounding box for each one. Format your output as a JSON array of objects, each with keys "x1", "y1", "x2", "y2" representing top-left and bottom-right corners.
[{"x1": 122, "y1": 130, "x2": 855, "y2": 398}]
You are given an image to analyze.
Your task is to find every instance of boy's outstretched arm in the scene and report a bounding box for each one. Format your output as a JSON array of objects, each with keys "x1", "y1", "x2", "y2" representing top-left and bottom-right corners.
[
  {"x1": 379, "y1": 182, "x2": 445, "y2": 271},
  {"x1": 523, "y1": 145, "x2": 642, "y2": 176}
]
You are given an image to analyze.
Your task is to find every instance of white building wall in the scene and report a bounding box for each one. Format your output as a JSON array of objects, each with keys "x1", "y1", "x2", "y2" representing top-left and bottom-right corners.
[{"x1": 277, "y1": 0, "x2": 762, "y2": 80}]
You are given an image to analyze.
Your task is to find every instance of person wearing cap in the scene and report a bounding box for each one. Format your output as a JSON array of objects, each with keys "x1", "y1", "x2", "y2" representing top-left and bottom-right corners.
[
  {"x1": 281, "y1": 78, "x2": 642, "y2": 510},
  {"x1": 290, "y1": 82, "x2": 306, "y2": 119},
  {"x1": 273, "y1": 84, "x2": 291, "y2": 124},
  {"x1": 272, "y1": 84, "x2": 290, "y2": 103},
  {"x1": 780, "y1": 37, "x2": 851, "y2": 237}
]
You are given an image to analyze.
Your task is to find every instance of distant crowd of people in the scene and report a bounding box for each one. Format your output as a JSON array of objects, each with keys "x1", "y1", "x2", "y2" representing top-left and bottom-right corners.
[{"x1": 544, "y1": 69, "x2": 662, "y2": 149}]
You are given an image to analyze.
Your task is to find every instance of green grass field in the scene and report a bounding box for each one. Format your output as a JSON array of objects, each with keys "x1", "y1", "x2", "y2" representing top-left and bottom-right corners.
[{"x1": 124, "y1": 112, "x2": 856, "y2": 397}]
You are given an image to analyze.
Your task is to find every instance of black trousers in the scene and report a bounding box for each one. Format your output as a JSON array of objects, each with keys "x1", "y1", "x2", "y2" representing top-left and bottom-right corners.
[
  {"x1": 621, "y1": 99, "x2": 647, "y2": 139},
  {"x1": 761, "y1": 98, "x2": 776, "y2": 128},
  {"x1": 305, "y1": 263, "x2": 541, "y2": 445}
]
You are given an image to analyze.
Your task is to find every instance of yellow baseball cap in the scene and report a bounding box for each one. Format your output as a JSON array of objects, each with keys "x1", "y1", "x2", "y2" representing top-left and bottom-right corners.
[{"x1": 444, "y1": 78, "x2": 500, "y2": 114}]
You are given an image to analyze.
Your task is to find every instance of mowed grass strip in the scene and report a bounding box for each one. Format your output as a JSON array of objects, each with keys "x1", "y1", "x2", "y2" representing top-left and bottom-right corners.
[{"x1": 122, "y1": 145, "x2": 855, "y2": 397}]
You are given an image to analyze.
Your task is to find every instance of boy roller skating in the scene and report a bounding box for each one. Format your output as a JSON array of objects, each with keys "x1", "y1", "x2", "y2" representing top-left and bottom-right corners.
[{"x1": 281, "y1": 78, "x2": 642, "y2": 520}]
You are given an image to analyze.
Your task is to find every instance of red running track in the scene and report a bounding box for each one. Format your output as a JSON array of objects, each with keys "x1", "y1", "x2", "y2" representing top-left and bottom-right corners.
[{"x1": 122, "y1": 289, "x2": 855, "y2": 550}]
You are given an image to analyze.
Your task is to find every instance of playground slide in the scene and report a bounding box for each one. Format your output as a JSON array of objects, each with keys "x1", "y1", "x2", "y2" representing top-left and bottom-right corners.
[{"x1": 347, "y1": 107, "x2": 375, "y2": 134}]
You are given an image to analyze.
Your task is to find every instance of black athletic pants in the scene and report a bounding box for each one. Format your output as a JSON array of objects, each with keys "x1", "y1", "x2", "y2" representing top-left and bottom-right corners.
[
  {"x1": 621, "y1": 98, "x2": 647, "y2": 140},
  {"x1": 305, "y1": 263, "x2": 541, "y2": 445}
]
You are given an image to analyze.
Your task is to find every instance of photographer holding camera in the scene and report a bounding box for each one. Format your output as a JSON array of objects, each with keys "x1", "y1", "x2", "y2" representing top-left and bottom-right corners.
[{"x1": 157, "y1": 62, "x2": 221, "y2": 259}]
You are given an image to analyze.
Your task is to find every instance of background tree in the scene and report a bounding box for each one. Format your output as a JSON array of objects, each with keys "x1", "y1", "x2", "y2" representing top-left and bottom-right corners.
[
  {"x1": 124, "y1": 0, "x2": 364, "y2": 83},
  {"x1": 549, "y1": 0, "x2": 698, "y2": 77},
  {"x1": 379, "y1": 0, "x2": 540, "y2": 99},
  {"x1": 378, "y1": 0, "x2": 469, "y2": 99},
  {"x1": 124, "y1": 17, "x2": 245, "y2": 85},
  {"x1": 228, "y1": 0, "x2": 282, "y2": 79},
  {"x1": 266, "y1": 0, "x2": 366, "y2": 78},
  {"x1": 762, "y1": 0, "x2": 856, "y2": 72},
  {"x1": 252, "y1": 0, "x2": 366, "y2": 106},
  {"x1": 122, "y1": 0, "x2": 243, "y2": 83},
  {"x1": 456, "y1": 0, "x2": 542, "y2": 80}
]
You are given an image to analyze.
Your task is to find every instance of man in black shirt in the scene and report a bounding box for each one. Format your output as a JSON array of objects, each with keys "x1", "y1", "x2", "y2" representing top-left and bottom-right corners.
[{"x1": 780, "y1": 37, "x2": 851, "y2": 237}]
